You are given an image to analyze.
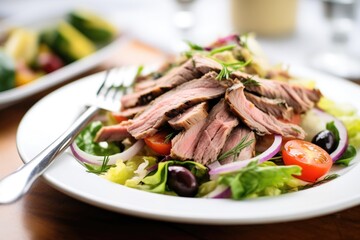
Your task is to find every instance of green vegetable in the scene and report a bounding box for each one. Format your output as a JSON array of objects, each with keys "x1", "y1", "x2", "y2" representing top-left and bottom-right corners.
[
  {"x1": 75, "y1": 121, "x2": 120, "y2": 156},
  {"x1": 218, "y1": 161, "x2": 303, "y2": 200},
  {"x1": 0, "y1": 50, "x2": 16, "y2": 91},
  {"x1": 319, "y1": 97, "x2": 360, "y2": 148},
  {"x1": 84, "y1": 156, "x2": 113, "y2": 175},
  {"x1": 4, "y1": 28, "x2": 39, "y2": 64},
  {"x1": 45, "y1": 21, "x2": 96, "y2": 63},
  {"x1": 68, "y1": 10, "x2": 117, "y2": 44},
  {"x1": 335, "y1": 145, "x2": 357, "y2": 166},
  {"x1": 104, "y1": 156, "x2": 156, "y2": 185}
]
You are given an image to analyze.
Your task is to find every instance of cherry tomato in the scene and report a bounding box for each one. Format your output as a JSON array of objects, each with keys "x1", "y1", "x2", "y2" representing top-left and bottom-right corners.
[
  {"x1": 110, "y1": 112, "x2": 128, "y2": 123},
  {"x1": 144, "y1": 130, "x2": 172, "y2": 155},
  {"x1": 282, "y1": 140, "x2": 333, "y2": 183}
]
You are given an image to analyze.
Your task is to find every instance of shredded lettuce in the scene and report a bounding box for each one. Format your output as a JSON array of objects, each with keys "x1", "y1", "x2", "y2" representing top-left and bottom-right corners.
[
  {"x1": 218, "y1": 161, "x2": 303, "y2": 200},
  {"x1": 76, "y1": 121, "x2": 120, "y2": 155},
  {"x1": 104, "y1": 156, "x2": 156, "y2": 185},
  {"x1": 318, "y1": 97, "x2": 360, "y2": 148}
]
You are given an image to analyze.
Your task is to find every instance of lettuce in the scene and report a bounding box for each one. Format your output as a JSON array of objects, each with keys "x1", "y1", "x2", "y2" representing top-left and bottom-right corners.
[
  {"x1": 218, "y1": 161, "x2": 303, "y2": 200},
  {"x1": 75, "y1": 121, "x2": 120, "y2": 156},
  {"x1": 104, "y1": 156, "x2": 156, "y2": 185},
  {"x1": 318, "y1": 97, "x2": 360, "y2": 148}
]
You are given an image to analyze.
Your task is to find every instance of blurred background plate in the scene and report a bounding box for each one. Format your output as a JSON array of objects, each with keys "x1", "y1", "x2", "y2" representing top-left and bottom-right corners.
[{"x1": 0, "y1": 6, "x2": 127, "y2": 109}]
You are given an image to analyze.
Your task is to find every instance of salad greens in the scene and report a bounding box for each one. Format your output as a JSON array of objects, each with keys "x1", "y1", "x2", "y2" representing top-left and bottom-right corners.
[
  {"x1": 218, "y1": 161, "x2": 302, "y2": 199},
  {"x1": 75, "y1": 121, "x2": 120, "y2": 156},
  {"x1": 319, "y1": 97, "x2": 360, "y2": 148}
]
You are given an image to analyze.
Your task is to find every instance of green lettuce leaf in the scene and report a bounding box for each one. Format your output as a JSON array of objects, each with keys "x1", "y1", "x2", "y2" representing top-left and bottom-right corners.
[
  {"x1": 318, "y1": 97, "x2": 360, "y2": 148},
  {"x1": 335, "y1": 145, "x2": 357, "y2": 166},
  {"x1": 75, "y1": 121, "x2": 120, "y2": 156},
  {"x1": 218, "y1": 161, "x2": 303, "y2": 200}
]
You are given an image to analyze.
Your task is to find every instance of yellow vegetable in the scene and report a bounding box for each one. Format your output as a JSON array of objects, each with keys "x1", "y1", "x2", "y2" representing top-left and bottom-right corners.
[{"x1": 4, "y1": 28, "x2": 39, "y2": 64}]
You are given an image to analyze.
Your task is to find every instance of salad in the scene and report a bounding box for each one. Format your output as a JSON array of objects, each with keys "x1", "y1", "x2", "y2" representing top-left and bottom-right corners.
[
  {"x1": 0, "y1": 9, "x2": 117, "y2": 92},
  {"x1": 70, "y1": 34, "x2": 359, "y2": 200}
]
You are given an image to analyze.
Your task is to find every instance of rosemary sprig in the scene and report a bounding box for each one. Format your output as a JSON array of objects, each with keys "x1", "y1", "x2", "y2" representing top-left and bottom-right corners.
[
  {"x1": 217, "y1": 134, "x2": 255, "y2": 161},
  {"x1": 84, "y1": 156, "x2": 113, "y2": 175},
  {"x1": 243, "y1": 76, "x2": 260, "y2": 87},
  {"x1": 186, "y1": 40, "x2": 204, "y2": 51},
  {"x1": 215, "y1": 59, "x2": 252, "y2": 80},
  {"x1": 209, "y1": 44, "x2": 236, "y2": 56},
  {"x1": 164, "y1": 132, "x2": 175, "y2": 144}
]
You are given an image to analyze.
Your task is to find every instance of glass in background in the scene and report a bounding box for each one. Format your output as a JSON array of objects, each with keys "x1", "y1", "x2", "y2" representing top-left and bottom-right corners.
[
  {"x1": 311, "y1": 0, "x2": 360, "y2": 80},
  {"x1": 231, "y1": 0, "x2": 298, "y2": 37}
]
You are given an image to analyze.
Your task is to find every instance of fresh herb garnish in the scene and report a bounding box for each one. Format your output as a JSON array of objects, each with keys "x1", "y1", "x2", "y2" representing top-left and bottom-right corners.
[
  {"x1": 164, "y1": 132, "x2": 175, "y2": 144},
  {"x1": 218, "y1": 134, "x2": 255, "y2": 161},
  {"x1": 209, "y1": 44, "x2": 236, "y2": 56},
  {"x1": 242, "y1": 76, "x2": 260, "y2": 87},
  {"x1": 84, "y1": 156, "x2": 113, "y2": 175},
  {"x1": 186, "y1": 40, "x2": 204, "y2": 51},
  {"x1": 215, "y1": 59, "x2": 252, "y2": 80}
]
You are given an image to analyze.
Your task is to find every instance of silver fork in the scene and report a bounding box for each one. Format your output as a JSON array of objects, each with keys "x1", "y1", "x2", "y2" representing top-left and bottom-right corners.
[{"x1": 0, "y1": 67, "x2": 139, "y2": 204}]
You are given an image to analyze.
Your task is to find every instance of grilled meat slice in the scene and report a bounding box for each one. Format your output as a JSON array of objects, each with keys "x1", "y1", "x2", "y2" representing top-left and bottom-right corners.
[
  {"x1": 193, "y1": 100, "x2": 239, "y2": 165},
  {"x1": 244, "y1": 92, "x2": 294, "y2": 120},
  {"x1": 171, "y1": 118, "x2": 207, "y2": 160},
  {"x1": 168, "y1": 102, "x2": 209, "y2": 130},
  {"x1": 219, "y1": 126, "x2": 256, "y2": 165},
  {"x1": 121, "y1": 59, "x2": 201, "y2": 108},
  {"x1": 94, "y1": 121, "x2": 131, "y2": 142},
  {"x1": 112, "y1": 105, "x2": 147, "y2": 120},
  {"x1": 225, "y1": 83, "x2": 305, "y2": 138},
  {"x1": 192, "y1": 55, "x2": 321, "y2": 113},
  {"x1": 128, "y1": 72, "x2": 227, "y2": 139}
]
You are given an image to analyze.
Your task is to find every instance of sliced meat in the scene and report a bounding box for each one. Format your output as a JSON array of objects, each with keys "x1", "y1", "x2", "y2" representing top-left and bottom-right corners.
[
  {"x1": 192, "y1": 55, "x2": 321, "y2": 113},
  {"x1": 168, "y1": 102, "x2": 209, "y2": 130},
  {"x1": 232, "y1": 72, "x2": 322, "y2": 113},
  {"x1": 244, "y1": 92, "x2": 294, "y2": 120},
  {"x1": 134, "y1": 79, "x2": 157, "y2": 92},
  {"x1": 128, "y1": 72, "x2": 227, "y2": 139},
  {"x1": 94, "y1": 121, "x2": 131, "y2": 142},
  {"x1": 193, "y1": 100, "x2": 239, "y2": 165},
  {"x1": 121, "y1": 59, "x2": 201, "y2": 108},
  {"x1": 225, "y1": 83, "x2": 305, "y2": 139},
  {"x1": 219, "y1": 126, "x2": 256, "y2": 165},
  {"x1": 112, "y1": 105, "x2": 147, "y2": 119},
  {"x1": 171, "y1": 118, "x2": 207, "y2": 160}
]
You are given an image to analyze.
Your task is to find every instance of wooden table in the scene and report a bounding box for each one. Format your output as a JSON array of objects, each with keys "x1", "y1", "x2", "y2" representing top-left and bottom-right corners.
[{"x1": 1, "y1": 40, "x2": 359, "y2": 240}]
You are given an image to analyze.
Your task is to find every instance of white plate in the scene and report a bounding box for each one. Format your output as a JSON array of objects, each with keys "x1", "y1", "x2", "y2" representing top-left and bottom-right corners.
[
  {"x1": 0, "y1": 7, "x2": 128, "y2": 109},
  {"x1": 16, "y1": 67, "x2": 360, "y2": 224}
]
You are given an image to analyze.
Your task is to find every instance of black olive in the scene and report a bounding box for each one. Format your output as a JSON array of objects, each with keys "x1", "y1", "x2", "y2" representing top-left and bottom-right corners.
[
  {"x1": 167, "y1": 165, "x2": 198, "y2": 197},
  {"x1": 311, "y1": 130, "x2": 337, "y2": 154}
]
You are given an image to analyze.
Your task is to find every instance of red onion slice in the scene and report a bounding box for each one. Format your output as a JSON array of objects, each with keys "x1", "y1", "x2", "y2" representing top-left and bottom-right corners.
[
  {"x1": 313, "y1": 108, "x2": 348, "y2": 162},
  {"x1": 70, "y1": 140, "x2": 145, "y2": 165},
  {"x1": 209, "y1": 135, "x2": 282, "y2": 176},
  {"x1": 208, "y1": 185, "x2": 232, "y2": 199}
]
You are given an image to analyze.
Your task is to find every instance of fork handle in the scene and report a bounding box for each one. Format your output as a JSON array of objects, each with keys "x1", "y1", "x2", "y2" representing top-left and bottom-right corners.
[{"x1": 0, "y1": 106, "x2": 99, "y2": 204}]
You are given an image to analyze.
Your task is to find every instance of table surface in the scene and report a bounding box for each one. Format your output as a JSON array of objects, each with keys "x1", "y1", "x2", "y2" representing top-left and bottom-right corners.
[{"x1": 0, "y1": 40, "x2": 360, "y2": 240}]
